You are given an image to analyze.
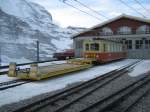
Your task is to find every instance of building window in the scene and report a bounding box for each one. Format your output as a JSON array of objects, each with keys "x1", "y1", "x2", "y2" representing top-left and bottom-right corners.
[
  {"x1": 136, "y1": 25, "x2": 150, "y2": 34},
  {"x1": 145, "y1": 40, "x2": 150, "y2": 49},
  {"x1": 117, "y1": 26, "x2": 132, "y2": 35},
  {"x1": 135, "y1": 40, "x2": 143, "y2": 49},
  {"x1": 101, "y1": 27, "x2": 113, "y2": 35},
  {"x1": 125, "y1": 40, "x2": 132, "y2": 49},
  {"x1": 90, "y1": 43, "x2": 99, "y2": 51},
  {"x1": 85, "y1": 44, "x2": 89, "y2": 51}
]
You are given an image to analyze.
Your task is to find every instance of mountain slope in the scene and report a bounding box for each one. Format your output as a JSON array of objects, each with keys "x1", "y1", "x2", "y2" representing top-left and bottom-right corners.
[{"x1": 0, "y1": 0, "x2": 85, "y2": 65}]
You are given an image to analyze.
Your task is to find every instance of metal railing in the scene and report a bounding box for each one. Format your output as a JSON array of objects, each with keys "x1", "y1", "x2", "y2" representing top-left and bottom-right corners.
[{"x1": 99, "y1": 31, "x2": 150, "y2": 36}]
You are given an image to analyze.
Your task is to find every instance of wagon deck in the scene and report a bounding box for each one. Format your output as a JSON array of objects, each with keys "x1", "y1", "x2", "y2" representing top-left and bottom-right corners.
[{"x1": 8, "y1": 59, "x2": 93, "y2": 80}]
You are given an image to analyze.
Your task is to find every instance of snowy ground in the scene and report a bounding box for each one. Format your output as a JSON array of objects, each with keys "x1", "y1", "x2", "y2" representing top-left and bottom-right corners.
[
  {"x1": 0, "y1": 59, "x2": 149, "y2": 107},
  {"x1": 1, "y1": 55, "x2": 32, "y2": 66},
  {"x1": 128, "y1": 60, "x2": 150, "y2": 77}
]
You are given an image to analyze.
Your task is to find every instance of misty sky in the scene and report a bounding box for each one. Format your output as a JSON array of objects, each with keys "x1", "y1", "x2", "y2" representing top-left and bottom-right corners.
[{"x1": 30, "y1": 0, "x2": 150, "y2": 28}]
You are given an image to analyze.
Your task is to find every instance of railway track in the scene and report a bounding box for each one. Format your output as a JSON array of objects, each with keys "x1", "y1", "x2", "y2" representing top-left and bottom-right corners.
[
  {"x1": 0, "y1": 80, "x2": 31, "y2": 91},
  {"x1": 12, "y1": 60, "x2": 141, "y2": 112},
  {"x1": 100, "y1": 72, "x2": 150, "y2": 112},
  {"x1": 80, "y1": 72, "x2": 150, "y2": 112}
]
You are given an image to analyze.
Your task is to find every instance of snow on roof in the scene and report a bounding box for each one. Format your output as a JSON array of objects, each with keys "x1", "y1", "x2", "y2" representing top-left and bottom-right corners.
[{"x1": 72, "y1": 14, "x2": 150, "y2": 38}]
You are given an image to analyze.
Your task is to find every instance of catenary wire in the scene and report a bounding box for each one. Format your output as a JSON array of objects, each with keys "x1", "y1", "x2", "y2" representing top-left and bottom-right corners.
[
  {"x1": 133, "y1": 0, "x2": 150, "y2": 15},
  {"x1": 60, "y1": 0, "x2": 102, "y2": 21},
  {"x1": 118, "y1": 0, "x2": 147, "y2": 18}
]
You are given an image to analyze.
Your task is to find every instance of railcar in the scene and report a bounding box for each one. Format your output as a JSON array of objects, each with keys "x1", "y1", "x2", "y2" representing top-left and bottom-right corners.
[
  {"x1": 53, "y1": 49, "x2": 74, "y2": 60},
  {"x1": 83, "y1": 38, "x2": 126, "y2": 63}
]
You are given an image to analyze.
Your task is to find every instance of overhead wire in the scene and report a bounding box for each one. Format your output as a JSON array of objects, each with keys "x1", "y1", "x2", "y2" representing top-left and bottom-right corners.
[
  {"x1": 118, "y1": 0, "x2": 147, "y2": 18},
  {"x1": 133, "y1": 0, "x2": 150, "y2": 15},
  {"x1": 60, "y1": 0, "x2": 102, "y2": 21},
  {"x1": 72, "y1": 0, "x2": 109, "y2": 19},
  {"x1": 60, "y1": 0, "x2": 148, "y2": 24}
]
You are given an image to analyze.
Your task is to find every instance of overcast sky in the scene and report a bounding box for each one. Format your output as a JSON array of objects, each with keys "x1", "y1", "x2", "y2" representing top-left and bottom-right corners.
[{"x1": 30, "y1": 0, "x2": 150, "y2": 28}]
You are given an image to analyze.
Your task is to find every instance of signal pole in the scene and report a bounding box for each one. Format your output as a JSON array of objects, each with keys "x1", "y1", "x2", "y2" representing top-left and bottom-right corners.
[
  {"x1": 0, "y1": 47, "x2": 1, "y2": 66},
  {"x1": 36, "y1": 41, "x2": 39, "y2": 62}
]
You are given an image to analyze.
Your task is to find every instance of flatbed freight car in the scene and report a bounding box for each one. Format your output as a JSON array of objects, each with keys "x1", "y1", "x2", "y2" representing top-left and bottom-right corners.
[{"x1": 8, "y1": 59, "x2": 92, "y2": 80}]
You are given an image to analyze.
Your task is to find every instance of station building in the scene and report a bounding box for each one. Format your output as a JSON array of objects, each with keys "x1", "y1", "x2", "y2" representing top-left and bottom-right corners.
[{"x1": 72, "y1": 14, "x2": 150, "y2": 59}]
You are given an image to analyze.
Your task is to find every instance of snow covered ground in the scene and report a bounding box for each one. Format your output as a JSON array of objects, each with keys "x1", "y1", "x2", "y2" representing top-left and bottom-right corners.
[
  {"x1": 1, "y1": 55, "x2": 32, "y2": 66},
  {"x1": 0, "y1": 59, "x2": 149, "y2": 107},
  {"x1": 128, "y1": 60, "x2": 150, "y2": 77}
]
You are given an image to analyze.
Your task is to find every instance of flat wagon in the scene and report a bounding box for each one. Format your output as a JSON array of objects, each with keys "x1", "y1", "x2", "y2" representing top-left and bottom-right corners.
[{"x1": 8, "y1": 59, "x2": 92, "y2": 80}]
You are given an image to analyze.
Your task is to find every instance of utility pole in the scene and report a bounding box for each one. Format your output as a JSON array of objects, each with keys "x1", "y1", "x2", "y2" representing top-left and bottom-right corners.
[
  {"x1": 0, "y1": 47, "x2": 1, "y2": 66},
  {"x1": 36, "y1": 40, "x2": 39, "y2": 62}
]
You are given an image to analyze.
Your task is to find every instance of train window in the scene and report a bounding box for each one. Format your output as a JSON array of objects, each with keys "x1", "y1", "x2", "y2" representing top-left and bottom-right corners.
[
  {"x1": 119, "y1": 45, "x2": 121, "y2": 51},
  {"x1": 103, "y1": 44, "x2": 106, "y2": 52},
  {"x1": 107, "y1": 44, "x2": 110, "y2": 52},
  {"x1": 115, "y1": 44, "x2": 117, "y2": 52},
  {"x1": 113, "y1": 44, "x2": 115, "y2": 52},
  {"x1": 90, "y1": 43, "x2": 99, "y2": 51},
  {"x1": 112, "y1": 43, "x2": 114, "y2": 52},
  {"x1": 111, "y1": 43, "x2": 114, "y2": 52},
  {"x1": 117, "y1": 44, "x2": 119, "y2": 51},
  {"x1": 109, "y1": 43, "x2": 112, "y2": 52},
  {"x1": 108, "y1": 43, "x2": 111, "y2": 52},
  {"x1": 85, "y1": 44, "x2": 89, "y2": 51},
  {"x1": 116, "y1": 44, "x2": 118, "y2": 52}
]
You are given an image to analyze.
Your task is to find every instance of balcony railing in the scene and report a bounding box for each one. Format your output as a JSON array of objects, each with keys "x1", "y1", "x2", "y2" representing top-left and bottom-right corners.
[{"x1": 99, "y1": 31, "x2": 150, "y2": 36}]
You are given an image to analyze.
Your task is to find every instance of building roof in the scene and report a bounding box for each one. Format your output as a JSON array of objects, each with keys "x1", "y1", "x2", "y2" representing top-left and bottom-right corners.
[{"x1": 72, "y1": 14, "x2": 150, "y2": 39}]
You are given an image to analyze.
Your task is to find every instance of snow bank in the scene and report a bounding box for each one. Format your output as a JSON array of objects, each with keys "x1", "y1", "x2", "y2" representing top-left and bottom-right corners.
[
  {"x1": 1, "y1": 55, "x2": 31, "y2": 66},
  {"x1": 128, "y1": 60, "x2": 150, "y2": 77},
  {"x1": 0, "y1": 75, "x2": 18, "y2": 83}
]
